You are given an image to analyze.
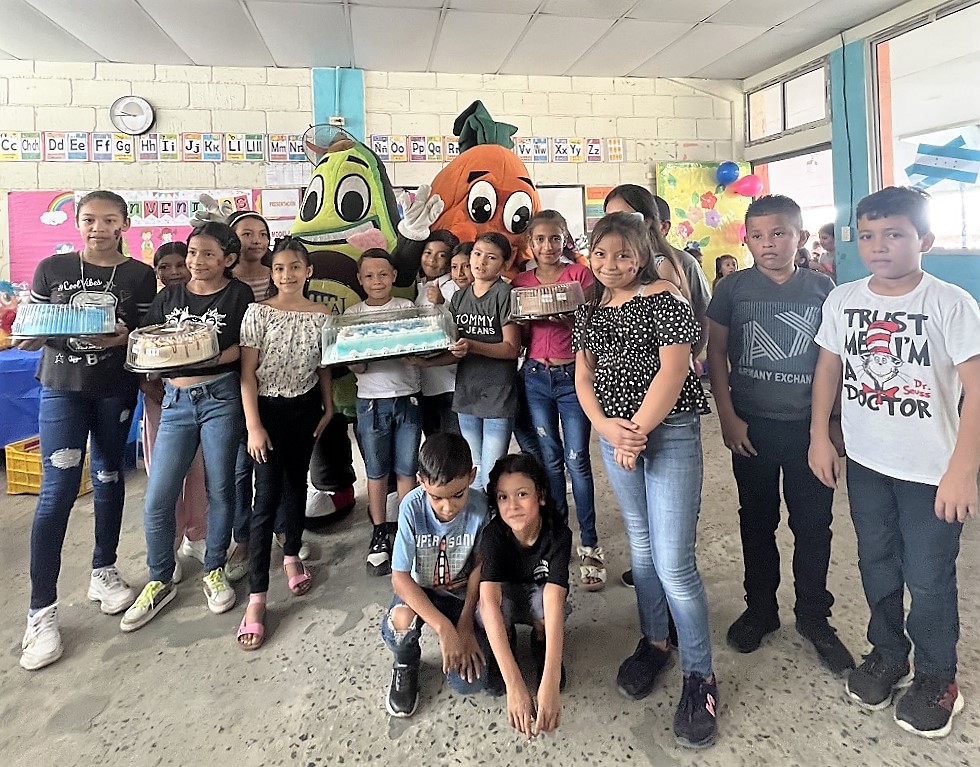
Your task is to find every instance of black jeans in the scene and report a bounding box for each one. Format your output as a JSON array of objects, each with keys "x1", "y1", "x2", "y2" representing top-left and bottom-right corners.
[
  {"x1": 248, "y1": 388, "x2": 322, "y2": 593},
  {"x1": 420, "y1": 391, "x2": 459, "y2": 438},
  {"x1": 731, "y1": 416, "x2": 834, "y2": 621},
  {"x1": 847, "y1": 459, "x2": 962, "y2": 679}
]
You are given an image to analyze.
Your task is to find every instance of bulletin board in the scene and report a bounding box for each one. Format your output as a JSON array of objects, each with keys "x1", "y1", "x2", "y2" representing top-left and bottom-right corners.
[{"x1": 656, "y1": 162, "x2": 753, "y2": 272}]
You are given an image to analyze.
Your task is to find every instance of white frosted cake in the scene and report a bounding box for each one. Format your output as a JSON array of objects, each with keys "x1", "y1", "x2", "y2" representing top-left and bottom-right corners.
[
  {"x1": 511, "y1": 282, "x2": 585, "y2": 319},
  {"x1": 127, "y1": 322, "x2": 220, "y2": 371},
  {"x1": 322, "y1": 307, "x2": 456, "y2": 365},
  {"x1": 12, "y1": 302, "x2": 116, "y2": 337}
]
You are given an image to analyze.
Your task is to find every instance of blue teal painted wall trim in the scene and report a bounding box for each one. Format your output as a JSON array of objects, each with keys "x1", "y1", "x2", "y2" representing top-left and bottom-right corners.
[
  {"x1": 828, "y1": 40, "x2": 980, "y2": 299},
  {"x1": 311, "y1": 68, "x2": 366, "y2": 142},
  {"x1": 830, "y1": 42, "x2": 871, "y2": 285}
]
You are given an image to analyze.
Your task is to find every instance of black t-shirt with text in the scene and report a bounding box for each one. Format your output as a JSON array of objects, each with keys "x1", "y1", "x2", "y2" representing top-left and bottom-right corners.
[
  {"x1": 480, "y1": 513, "x2": 572, "y2": 590},
  {"x1": 32, "y1": 252, "x2": 157, "y2": 393},
  {"x1": 143, "y1": 278, "x2": 253, "y2": 377}
]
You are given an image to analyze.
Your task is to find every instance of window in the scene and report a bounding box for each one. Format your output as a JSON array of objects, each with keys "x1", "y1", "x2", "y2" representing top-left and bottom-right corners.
[
  {"x1": 745, "y1": 63, "x2": 829, "y2": 146},
  {"x1": 873, "y1": 1, "x2": 980, "y2": 250}
]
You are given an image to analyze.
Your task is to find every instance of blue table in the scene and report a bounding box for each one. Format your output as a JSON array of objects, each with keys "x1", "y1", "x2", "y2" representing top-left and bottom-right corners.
[{"x1": 0, "y1": 347, "x2": 42, "y2": 448}]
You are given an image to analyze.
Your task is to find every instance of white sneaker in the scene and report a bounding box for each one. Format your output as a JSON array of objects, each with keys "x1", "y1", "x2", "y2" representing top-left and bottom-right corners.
[
  {"x1": 172, "y1": 558, "x2": 183, "y2": 584},
  {"x1": 180, "y1": 536, "x2": 207, "y2": 564},
  {"x1": 120, "y1": 581, "x2": 176, "y2": 633},
  {"x1": 87, "y1": 566, "x2": 136, "y2": 615},
  {"x1": 274, "y1": 533, "x2": 310, "y2": 561},
  {"x1": 20, "y1": 603, "x2": 64, "y2": 671},
  {"x1": 203, "y1": 568, "x2": 236, "y2": 614}
]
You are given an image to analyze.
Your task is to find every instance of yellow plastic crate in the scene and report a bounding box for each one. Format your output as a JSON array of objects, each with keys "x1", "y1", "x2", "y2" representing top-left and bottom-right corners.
[{"x1": 5, "y1": 436, "x2": 93, "y2": 496}]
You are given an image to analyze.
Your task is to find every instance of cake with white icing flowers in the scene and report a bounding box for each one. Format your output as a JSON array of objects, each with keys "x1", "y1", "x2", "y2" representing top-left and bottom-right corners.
[
  {"x1": 322, "y1": 307, "x2": 456, "y2": 365},
  {"x1": 127, "y1": 321, "x2": 219, "y2": 371},
  {"x1": 511, "y1": 282, "x2": 585, "y2": 319}
]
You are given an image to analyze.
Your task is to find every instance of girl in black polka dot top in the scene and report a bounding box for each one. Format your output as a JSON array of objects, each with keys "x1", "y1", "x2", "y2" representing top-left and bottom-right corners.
[{"x1": 572, "y1": 212, "x2": 719, "y2": 750}]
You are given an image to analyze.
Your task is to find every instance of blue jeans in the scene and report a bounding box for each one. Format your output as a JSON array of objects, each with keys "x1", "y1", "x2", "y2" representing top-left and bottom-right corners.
[
  {"x1": 846, "y1": 459, "x2": 963, "y2": 678},
  {"x1": 143, "y1": 373, "x2": 244, "y2": 581},
  {"x1": 522, "y1": 360, "x2": 597, "y2": 547},
  {"x1": 513, "y1": 367, "x2": 542, "y2": 461},
  {"x1": 456, "y1": 413, "x2": 515, "y2": 490},
  {"x1": 600, "y1": 412, "x2": 714, "y2": 678},
  {"x1": 30, "y1": 387, "x2": 137, "y2": 610},
  {"x1": 380, "y1": 589, "x2": 487, "y2": 694},
  {"x1": 355, "y1": 395, "x2": 422, "y2": 480}
]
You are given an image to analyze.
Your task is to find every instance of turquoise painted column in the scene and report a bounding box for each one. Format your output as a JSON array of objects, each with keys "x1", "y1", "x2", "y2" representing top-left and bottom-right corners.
[
  {"x1": 311, "y1": 68, "x2": 366, "y2": 142},
  {"x1": 830, "y1": 41, "x2": 873, "y2": 284}
]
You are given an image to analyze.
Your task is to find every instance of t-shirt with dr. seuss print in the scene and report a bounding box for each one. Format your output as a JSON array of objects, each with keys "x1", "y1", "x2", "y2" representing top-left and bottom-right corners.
[{"x1": 815, "y1": 272, "x2": 980, "y2": 485}]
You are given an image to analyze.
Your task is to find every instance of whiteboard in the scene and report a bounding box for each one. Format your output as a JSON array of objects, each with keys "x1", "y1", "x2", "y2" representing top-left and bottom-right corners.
[{"x1": 538, "y1": 185, "x2": 587, "y2": 247}]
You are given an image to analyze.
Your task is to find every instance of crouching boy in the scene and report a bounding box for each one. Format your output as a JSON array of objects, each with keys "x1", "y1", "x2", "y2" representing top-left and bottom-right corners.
[{"x1": 381, "y1": 433, "x2": 490, "y2": 717}]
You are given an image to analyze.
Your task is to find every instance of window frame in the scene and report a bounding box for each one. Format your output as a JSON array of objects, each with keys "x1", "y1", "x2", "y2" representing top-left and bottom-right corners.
[{"x1": 744, "y1": 60, "x2": 831, "y2": 148}]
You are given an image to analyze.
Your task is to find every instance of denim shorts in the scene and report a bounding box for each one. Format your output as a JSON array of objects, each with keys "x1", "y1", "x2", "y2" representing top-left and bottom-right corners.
[{"x1": 355, "y1": 395, "x2": 422, "y2": 479}]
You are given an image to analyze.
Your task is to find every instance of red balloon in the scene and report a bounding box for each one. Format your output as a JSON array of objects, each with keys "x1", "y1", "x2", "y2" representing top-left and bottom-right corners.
[{"x1": 734, "y1": 174, "x2": 764, "y2": 197}]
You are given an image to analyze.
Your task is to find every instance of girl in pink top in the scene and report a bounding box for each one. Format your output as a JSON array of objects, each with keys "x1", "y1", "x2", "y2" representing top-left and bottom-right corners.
[{"x1": 513, "y1": 210, "x2": 604, "y2": 590}]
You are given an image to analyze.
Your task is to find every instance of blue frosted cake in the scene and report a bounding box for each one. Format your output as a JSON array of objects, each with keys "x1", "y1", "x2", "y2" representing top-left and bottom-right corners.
[
  {"x1": 322, "y1": 307, "x2": 456, "y2": 365},
  {"x1": 12, "y1": 302, "x2": 116, "y2": 337}
]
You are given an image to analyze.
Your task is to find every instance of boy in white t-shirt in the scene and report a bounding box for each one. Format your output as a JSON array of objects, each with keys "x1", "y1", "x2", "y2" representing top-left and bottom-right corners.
[
  {"x1": 347, "y1": 249, "x2": 423, "y2": 577},
  {"x1": 809, "y1": 186, "x2": 980, "y2": 739}
]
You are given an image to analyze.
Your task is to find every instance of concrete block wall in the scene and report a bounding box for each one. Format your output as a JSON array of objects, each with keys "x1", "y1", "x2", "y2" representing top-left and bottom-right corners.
[
  {"x1": 0, "y1": 60, "x2": 313, "y2": 278},
  {"x1": 364, "y1": 71, "x2": 743, "y2": 188},
  {"x1": 0, "y1": 60, "x2": 313, "y2": 193}
]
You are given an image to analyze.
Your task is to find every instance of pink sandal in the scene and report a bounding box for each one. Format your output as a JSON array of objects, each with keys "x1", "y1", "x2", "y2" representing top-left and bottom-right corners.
[
  {"x1": 283, "y1": 555, "x2": 312, "y2": 596},
  {"x1": 237, "y1": 593, "x2": 266, "y2": 651}
]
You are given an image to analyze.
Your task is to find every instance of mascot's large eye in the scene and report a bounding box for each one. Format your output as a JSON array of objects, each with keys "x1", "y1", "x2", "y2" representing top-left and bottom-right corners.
[
  {"x1": 503, "y1": 192, "x2": 533, "y2": 234},
  {"x1": 300, "y1": 175, "x2": 324, "y2": 223},
  {"x1": 467, "y1": 180, "x2": 497, "y2": 224},
  {"x1": 335, "y1": 175, "x2": 371, "y2": 222}
]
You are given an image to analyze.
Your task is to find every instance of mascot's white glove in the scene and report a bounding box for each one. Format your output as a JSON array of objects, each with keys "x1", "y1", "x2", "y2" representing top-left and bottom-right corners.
[
  {"x1": 396, "y1": 184, "x2": 444, "y2": 242},
  {"x1": 190, "y1": 193, "x2": 234, "y2": 227}
]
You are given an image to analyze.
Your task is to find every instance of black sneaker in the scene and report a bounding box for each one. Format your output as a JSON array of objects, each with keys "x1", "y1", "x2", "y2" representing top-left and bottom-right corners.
[
  {"x1": 616, "y1": 638, "x2": 671, "y2": 700},
  {"x1": 531, "y1": 633, "x2": 567, "y2": 691},
  {"x1": 621, "y1": 569, "x2": 634, "y2": 588},
  {"x1": 367, "y1": 525, "x2": 392, "y2": 576},
  {"x1": 673, "y1": 673, "x2": 719, "y2": 749},
  {"x1": 726, "y1": 608, "x2": 779, "y2": 653},
  {"x1": 796, "y1": 619, "x2": 856, "y2": 676},
  {"x1": 845, "y1": 650, "x2": 913, "y2": 710},
  {"x1": 894, "y1": 675, "x2": 965, "y2": 738},
  {"x1": 386, "y1": 662, "x2": 420, "y2": 717},
  {"x1": 484, "y1": 627, "x2": 517, "y2": 698}
]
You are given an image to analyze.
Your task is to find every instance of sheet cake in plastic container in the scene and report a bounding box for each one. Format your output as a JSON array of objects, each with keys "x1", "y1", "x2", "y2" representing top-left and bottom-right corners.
[
  {"x1": 511, "y1": 282, "x2": 585, "y2": 319},
  {"x1": 321, "y1": 306, "x2": 457, "y2": 365},
  {"x1": 11, "y1": 302, "x2": 116, "y2": 338}
]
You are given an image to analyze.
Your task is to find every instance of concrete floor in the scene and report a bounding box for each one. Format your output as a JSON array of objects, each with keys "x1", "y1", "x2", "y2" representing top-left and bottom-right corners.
[{"x1": 1, "y1": 412, "x2": 978, "y2": 767}]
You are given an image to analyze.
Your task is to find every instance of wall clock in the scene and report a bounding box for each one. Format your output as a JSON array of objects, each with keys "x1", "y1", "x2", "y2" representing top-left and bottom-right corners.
[{"x1": 109, "y1": 96, "x2": 155, "y2": 135}]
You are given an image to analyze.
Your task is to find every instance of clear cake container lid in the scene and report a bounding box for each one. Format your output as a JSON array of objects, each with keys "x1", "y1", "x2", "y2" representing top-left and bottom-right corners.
[
  {"x1": 125, "y1": 320, "x2": 220, "y2": 372},
  {"x1": 11, "y1": 300, "x2": 117, "y2": 338},
  {"x1": 510, "y1": 280, "x2": 586, "y2": 318},
  {"x1": 322, "y1": 305, "x2": 458, "y2": 366}
]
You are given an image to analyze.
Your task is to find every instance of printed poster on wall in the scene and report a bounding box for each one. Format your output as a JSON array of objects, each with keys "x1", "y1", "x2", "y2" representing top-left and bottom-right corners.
[
  {"x1": 256, "y1": 188, "x2": 300, "y2": 221},
  {"x1": 656, "y1": 162, "x2": 753, "y2": 271},
  {"x1": 7, "y1": 190, "x2": 257, "y2": 285}
]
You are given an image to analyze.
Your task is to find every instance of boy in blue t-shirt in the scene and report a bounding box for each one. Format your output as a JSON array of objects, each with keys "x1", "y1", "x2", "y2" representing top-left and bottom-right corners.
[
  {"x1": 381, "y1": 433, "x2": 490, "y2": 718},
  {"x1": 707, "y1": 195, "x2": 855, "y2": 676}
]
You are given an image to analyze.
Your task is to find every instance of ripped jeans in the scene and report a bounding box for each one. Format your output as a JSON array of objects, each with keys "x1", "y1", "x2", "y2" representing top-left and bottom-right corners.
[
  {"x1": 380, "y1": 589, "x2": 488, "y2": 694},
  {"x1": 30, "y1": 386, "x2": 137, "y2": 610}
]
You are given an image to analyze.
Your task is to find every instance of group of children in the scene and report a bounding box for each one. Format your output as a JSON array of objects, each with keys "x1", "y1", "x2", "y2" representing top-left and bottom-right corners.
[{"x1": 15, "y1": 182, "x2": 978, "y2": 748}]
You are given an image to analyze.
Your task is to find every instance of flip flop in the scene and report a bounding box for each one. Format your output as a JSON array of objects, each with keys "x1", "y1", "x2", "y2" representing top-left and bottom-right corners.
[
  {"x1": 283, "y1": 557, "x2": 313, "y2": 596},
  {"x1": 237, "y1": 594, "x2": 266, "y2": 651}
]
